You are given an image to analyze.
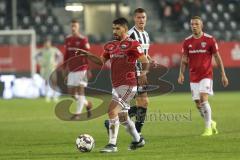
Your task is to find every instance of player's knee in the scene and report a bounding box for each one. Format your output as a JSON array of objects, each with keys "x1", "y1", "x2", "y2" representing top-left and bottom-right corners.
[
  {"x1": 200, "y1": 93, "x2": 208, "y2": 103},
  {"x1": 108, "y1": 108, "x2": 117, "y2": 119},
  {"x1": 136, "y1": 96, "x2": 149, "y2": 107},
  {"x1": 118, "y1": 111, "x2": 128, "y2": 124},
  {"x1": 195, "y1": 100, "x2": 201, "y2": 108}
]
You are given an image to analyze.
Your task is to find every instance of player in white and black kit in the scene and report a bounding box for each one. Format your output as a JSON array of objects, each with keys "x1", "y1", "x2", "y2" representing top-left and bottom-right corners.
[{"x1": 105, "y1": 8, "x2": 153, "y2": 138}]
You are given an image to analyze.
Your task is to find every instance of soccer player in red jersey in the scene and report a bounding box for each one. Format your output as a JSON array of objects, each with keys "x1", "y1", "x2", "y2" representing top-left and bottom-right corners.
[
  {"x1": 178, "y1": 16, "x2": 229, "y2": 136},
  {"x1": 64, "y1": 19, "x2": 92, "y2": 119},
  {"x1": 76, "y1": 17, "x2": 149, "y2": 152}
]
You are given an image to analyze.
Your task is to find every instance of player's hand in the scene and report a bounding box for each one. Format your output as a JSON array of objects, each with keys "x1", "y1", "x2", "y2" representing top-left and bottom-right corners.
[
  {"x1": 221, "y1": 74, "x2": 229, "y2": 87},
  {"x1": 178, "y1": 74, "x2": 184, "y2": 85}
]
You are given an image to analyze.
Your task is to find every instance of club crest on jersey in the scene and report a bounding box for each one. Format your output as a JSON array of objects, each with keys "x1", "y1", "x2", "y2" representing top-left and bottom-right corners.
[{"x1": 201, "y1": 42, "x2": 207, "y2": 48}]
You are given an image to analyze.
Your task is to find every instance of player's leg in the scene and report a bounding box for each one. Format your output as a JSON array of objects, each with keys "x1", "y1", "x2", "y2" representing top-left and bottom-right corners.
[
  {"x1": 68, "y1": 71, "x2": 92, "y2": 118},
  {"x1": 75, "y1": 85, "x2": 86, "y2": 114},
  {"x1": 194, "y1": 100, "x2": 204, "y2": 117},
  {"x1": 191, "y1": 81, "x2": 211, "y2": 135},
  {"x1": 44, "y1": 80, "x2": 51, "y2": 102},
  {"x1": 135, "y1": 92, "x2": 149, "y2": 135},
  {"x1": 67, "y1": 72, "x2": 84, "y2": 119},
  {"x1": 118, "y1": 111, "x2": 145, "y2": 150},
  {"x1": 199, "y1": 92, "x2": 213, "y2": 136},
  {"x1": 79, "y1": 70, "x2": 92, "y2": 117},
  {"x1": 100, "y1": 100, "x2": 120, "y2": 153},
  {"x1": 51, "y1": 72, "x2": 60, "y2": 102},
  {"x1": 117, "y1": 85, "x2": 145, "y2": 150},
  {"x1": 199, "y1": 78, "x2": 217, "y2": 136}
]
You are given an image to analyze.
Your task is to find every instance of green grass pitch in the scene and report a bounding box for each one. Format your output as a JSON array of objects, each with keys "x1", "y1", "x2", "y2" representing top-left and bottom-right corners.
[{"x1": 0, "y1": 92, "x2": 240, "y2": 160}]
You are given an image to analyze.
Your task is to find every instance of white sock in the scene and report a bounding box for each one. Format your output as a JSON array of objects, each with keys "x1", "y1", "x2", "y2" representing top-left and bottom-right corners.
[
  {"x1": 200, "y1": 101, "x2": 212, "y2": 128},
  {"x1": 46, "y1": 85, "x2": 53, "y2": 99},
  {"x1": 76, "y1": 96, "x2": 85, "y2": 114},
  {"x1": 122, "y1": 117, "x2": 140, "y2": 142},
  {"x1": 108, "y1": 117, "x2": 119, "y2": 145}
]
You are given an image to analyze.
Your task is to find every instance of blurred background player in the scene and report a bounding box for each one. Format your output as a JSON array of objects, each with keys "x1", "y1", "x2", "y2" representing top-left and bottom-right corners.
[
  {"x1": 64, "y1": 19, "x2": 92, "y2": 119},
  {"x1": 36, "y1": 38, "x2": 63, "y2": 102},
  {"x1": 178, "y1": 16, "x2": 229, "y2": 136},
  {"x1": 76, "y1": 17, "x2": 149, "y2": 152},
  {"x1": 105, "y1": 8, "x2": 152, "y2": 138}
]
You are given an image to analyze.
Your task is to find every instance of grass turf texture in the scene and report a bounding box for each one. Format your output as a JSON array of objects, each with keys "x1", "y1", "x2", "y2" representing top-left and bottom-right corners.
[{"x1": 0, "y1": 92, "x2": 239, "y2": 160}]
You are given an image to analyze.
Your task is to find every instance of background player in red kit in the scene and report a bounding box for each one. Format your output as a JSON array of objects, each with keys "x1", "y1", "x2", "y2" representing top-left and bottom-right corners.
[
  {"x1": 76, "y1": 17, "x2": 149, "y2": 152},
  {"x1": 64, "y1": 19, "x2": 92, "y2": 119},
  {"x1": 178, "y1": 16, "x2": 229, "y2": 136}
]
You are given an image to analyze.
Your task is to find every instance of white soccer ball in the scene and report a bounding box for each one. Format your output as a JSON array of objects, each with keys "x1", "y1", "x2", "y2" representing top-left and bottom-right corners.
[{"x1": 76, "y1": 134, "x2": 95, "y2": 152}]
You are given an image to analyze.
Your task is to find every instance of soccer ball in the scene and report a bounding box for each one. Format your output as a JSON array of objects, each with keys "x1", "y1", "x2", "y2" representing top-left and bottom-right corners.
[{"x1": 76, "y1": 134, "x2": 95, "y2": 152}]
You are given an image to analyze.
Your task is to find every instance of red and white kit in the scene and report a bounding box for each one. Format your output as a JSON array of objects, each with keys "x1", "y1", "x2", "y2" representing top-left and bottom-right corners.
[
  {"x1": 103, "y1": 37, "x2": 144, "y2": 109},
  {"x1": 182, "y1": 33, "x2": 219, "y2": 100},
  {"x1": 64, "y1": 35, "x2": 90, "y2": 87}
]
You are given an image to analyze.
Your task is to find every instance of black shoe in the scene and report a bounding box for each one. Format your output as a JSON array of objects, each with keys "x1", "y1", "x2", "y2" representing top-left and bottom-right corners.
[
  {"x1": 128, "y1": 137, "x2": 145, "y2": 150},
  {"x1": 100, "y1": 144, "x2": 118, "y2": 153}
]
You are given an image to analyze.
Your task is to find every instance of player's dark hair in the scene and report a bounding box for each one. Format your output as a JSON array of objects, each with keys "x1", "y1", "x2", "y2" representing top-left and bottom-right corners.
[
  {"x1": 134, "y1": 8, "x2": 146, "y2": 15},
  {"x1": 191, "y1": 16, "x2": 202, "y2": 21},
  {"x1": 71, "y1": 19, "x2": 79, "y2": 23},
  {"x1": 113, "y1": 17, "x2": 129, "y2": 28}
]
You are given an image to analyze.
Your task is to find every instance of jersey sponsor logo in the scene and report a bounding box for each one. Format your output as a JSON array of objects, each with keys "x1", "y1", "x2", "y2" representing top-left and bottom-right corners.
[
  {"x1": 67, "y1": 47, "x2": 81, "y2": 51},
  {"x1": 76, "y1": 41, "x2": 81, "y2": 45},
  {"x1": 201, "y1": 42, "x2": 207, "y2": 48},
  {"x1": 189, "y1": 49, "x2": 207, "y2": 54},
  {"x1": 110, "y1": 54, "x2": 125, "y2": 58}
]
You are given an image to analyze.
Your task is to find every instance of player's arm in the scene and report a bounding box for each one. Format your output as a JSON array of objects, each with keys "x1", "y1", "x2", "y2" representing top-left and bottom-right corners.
[
  {"x1": 137, "y1": 54, "x2": 149, "y2": 85},
  {"x1": 147, "y1": 54, "x2": 153, "y2": 63},
  {"x1": 213, "y1": 52, "x2": 229, "y2": 87},
  {"x1": 75, "y1": 49, "x2": 104, "y2": 65},
  {"x1": 178, "y1": 53, "x2": 188, "y2": 85}
]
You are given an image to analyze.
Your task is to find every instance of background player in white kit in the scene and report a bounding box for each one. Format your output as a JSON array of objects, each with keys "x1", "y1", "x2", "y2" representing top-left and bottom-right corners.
[{"x1": 178, "y1": 16, "x2": 229, "y2": 136}]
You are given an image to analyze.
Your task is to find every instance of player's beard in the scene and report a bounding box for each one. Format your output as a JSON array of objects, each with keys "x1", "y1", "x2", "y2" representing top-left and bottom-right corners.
[{"x1": 113, "y1": 34, "x2": 121, "y2": 40}]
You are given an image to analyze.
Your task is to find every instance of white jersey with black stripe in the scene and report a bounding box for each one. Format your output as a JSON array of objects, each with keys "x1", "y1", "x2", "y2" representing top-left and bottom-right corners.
[{"x1": 128, "y1": 26, "x2": 150, "y2": 56}]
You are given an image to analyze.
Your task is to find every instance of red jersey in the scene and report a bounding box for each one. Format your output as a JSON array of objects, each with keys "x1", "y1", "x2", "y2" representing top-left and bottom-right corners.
[
  {"x1": 64, "y1": 35, "x2": 90, "y2": 71},
  {"x1": 103, "y1": 37, "x2": 143, "y2": 87},
  {"x1": 182, "y1": 33, "x2": 219, "y2": 82}
]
